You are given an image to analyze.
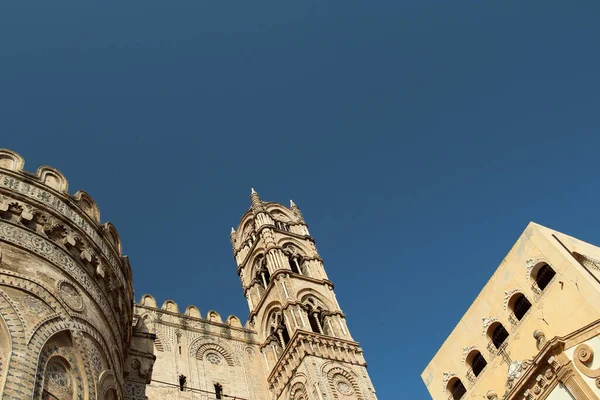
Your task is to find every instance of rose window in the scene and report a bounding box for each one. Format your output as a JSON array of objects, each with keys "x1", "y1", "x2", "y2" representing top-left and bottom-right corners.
[
  {"x1": 334, "y1": 378, "x2": 354, "y2": 396},
  {"x1": 206, "y1": 353, "x2": 222, "y2": 365}
]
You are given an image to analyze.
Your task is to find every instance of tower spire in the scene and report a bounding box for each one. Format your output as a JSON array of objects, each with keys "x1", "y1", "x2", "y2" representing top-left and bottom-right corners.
[
  {"x1": 250, "y1": 188, "x2": 265, "y2": 213},
  {"x1": 230, "y1": 227, "x2": 237, "y2": 249},
  {"x1": 290, "y1": 199, "x2": 305, "y2": 223}
]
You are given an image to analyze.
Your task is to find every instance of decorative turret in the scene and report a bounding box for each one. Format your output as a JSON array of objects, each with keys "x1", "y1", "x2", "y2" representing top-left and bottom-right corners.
[{"x1": 250, "y1": 188, "x2": 265, "y2": 213}]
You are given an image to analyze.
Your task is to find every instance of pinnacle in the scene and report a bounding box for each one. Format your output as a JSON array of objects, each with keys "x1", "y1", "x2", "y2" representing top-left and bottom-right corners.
[{"x1": 290, "y1": 199, "x2": 296, "y2": 208}]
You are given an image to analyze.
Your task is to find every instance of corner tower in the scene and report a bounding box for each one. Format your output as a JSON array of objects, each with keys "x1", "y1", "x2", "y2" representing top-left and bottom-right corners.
[{"x1": 231, "y1": 189, "x2": 377, "y2": 400}]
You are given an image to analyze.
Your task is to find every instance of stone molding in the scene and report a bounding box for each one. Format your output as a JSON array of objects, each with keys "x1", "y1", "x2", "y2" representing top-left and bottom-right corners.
[
  {"x1": 504, "y1": 319, "x2": 600, "y2": 400},
  {"x1": 266, "y1": 330, "x2": 365, "y2": 399},
  {"x1": 0, "y1": 220, "x2": 124, "y2": 343}
]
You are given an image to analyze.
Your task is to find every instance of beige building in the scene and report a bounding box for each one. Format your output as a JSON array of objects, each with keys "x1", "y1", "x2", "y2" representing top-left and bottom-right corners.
[
  {"x1": 422, "y1": 222, "x2": 600, "y2": 400},
  {"x1": 0, "y1": 148, "x2": 377, "y2": 400}
]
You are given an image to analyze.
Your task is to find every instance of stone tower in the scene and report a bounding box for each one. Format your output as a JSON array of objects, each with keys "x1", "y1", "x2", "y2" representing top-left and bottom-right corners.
[
  {"x1": 0, "y1": 149, "x2": 155, "y2": 400},
  {"x1": 231, "y1": 189, "x2": 377, "y2": 400}
]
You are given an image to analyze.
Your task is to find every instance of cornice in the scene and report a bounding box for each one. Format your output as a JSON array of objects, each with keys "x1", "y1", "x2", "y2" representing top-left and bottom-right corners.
[
  {"x1": 235, "y1": 224, "x2": 314, "y2": 272},
  {"x1": 0, "y1": 168, "x2": 129, "y2": 281},
  {"x1": 247, "y1": 272, "x2": 335, "y2": 320},
  {"x1": 265, "y1": 330, "x2": 365, "y2": 399},
  {"x1": 244, "y1": 268, "x2": 332, "y2": 295}
]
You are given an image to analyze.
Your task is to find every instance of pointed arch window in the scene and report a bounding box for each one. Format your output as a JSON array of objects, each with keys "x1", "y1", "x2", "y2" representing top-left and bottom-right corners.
[
  {"x1": 304, "y1": 297, "x2": 327, "y2": 335},
  {"x1": 255, "y1": 255, "x2": 270, "y2": 288},
  {"x1": 268, "y1": 311, "x2": 291, "y2": 348}
]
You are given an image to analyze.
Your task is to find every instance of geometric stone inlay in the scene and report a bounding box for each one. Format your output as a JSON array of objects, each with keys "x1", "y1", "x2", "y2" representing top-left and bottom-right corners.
[{"x1": 47, "y1": 362, "x2": 70, "y2": 388}]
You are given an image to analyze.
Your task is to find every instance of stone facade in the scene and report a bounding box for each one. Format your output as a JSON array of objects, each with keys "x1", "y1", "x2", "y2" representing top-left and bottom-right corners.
[
  {"x1": 0, "y1": 149, "x2": 377, "y2": 399},
  {"x1": 140, "y1": 189, "x2": 377, "y2": 399},
  {"x1": 422, "y1": 222, "x2": 600, "y2": 400}
]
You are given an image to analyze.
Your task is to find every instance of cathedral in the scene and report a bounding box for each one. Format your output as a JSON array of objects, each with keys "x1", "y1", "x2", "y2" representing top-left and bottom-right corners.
[{"x1": 0, "y1": 149, "x2": 377, "y2": 400}]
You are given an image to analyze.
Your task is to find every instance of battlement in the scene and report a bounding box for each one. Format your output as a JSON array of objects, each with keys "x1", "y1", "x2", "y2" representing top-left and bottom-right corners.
[
  {"x1": 0, "y1": 149, "x2": 128, "y2": 270},
  {"x1": 136, "y1": 294, "x2": 250, "y2": 331},
  {"x1": 0, "y1": 148, "x2": 133, "y2": 345}
]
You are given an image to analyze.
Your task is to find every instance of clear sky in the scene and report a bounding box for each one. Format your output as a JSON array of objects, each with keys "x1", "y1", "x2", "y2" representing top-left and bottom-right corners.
[{"x1": 1, "y1": 1, "x2": 600, "y2": 398}]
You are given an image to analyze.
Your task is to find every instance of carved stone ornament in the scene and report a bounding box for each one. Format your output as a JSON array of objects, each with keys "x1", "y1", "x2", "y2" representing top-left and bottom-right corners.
[
  {"x1": 574, "y1": 343, "x2": 600, "y2": 378},
  {"x1": 578, "y1": 254, "x2": 600, "y2": 271},
  {"x1": 441, "y1": 371, "x2": 457, "y2": 392},
  {"x1": 462, "y1": 345, "x2": 477, "y2": 365},
  {"x1": 503, "y1": 289, "x2": 520, "y2": 310},
  {"x1": 504, "y1": 359, "x2": 534, "y2": 392},
  {"x1": 482, "y1": 317, "x2": 498, "y2": 336},
  {"x1": 526, "y1": 258, "x2": 542, "y2": 277},
  {"x1": 58, "y1": 280, "x2": 84, "y2": 312}
]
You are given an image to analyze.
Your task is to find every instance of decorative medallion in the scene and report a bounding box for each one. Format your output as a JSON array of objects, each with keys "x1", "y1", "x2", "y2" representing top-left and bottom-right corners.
[
  {"x1": 206, "y1": 353, "x2": 222, "y2": 365},
  {"x1": 47, "y1": 362, "x2": 70, "y2": 388},
  {"x1": 336, "y1": 380, "x2": 353, "y2": 396},
  {"x1": 58, "y1": 281, "x2": 84, "y2": 312}
]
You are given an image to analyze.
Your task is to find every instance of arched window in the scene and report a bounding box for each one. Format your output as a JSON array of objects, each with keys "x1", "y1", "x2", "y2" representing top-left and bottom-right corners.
[
  {"x1": 309, "y1": 312, "x2": 321, "y2": 334},
  {"x1": 304, "y1": 297, "x2": 326, "y2": 334},
  {"x1": 512, "y1": 294, "x2": 532, "y2": 320},
  {"x1": 535, "y1": 264, "x2": 556, "y2": 291},
  {"x1": 284, "y1": 245, "x2": 304, "y2": 275},
  {"x1": 289, "y1": 254, "x2": 302, "y2": 274},
  {"x1": 255, "y1": 255, "x2": 270, "y2": 288},
  {"x1": 491, "y1": 324, "x2": 509, "y2": 349},
  {"x1": 268, "y1": 311, "x2": 291, "y2": 347},
  {"x1": 448, "y1": 378, "x2": 466, "y2": 400},
  {"x1": 471, "y1": 352, "x2": 487, "y2": 377}
]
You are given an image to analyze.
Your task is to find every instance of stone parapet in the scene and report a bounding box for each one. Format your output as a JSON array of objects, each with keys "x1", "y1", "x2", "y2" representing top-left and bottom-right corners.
[{"x1": 0, "y1": 149, "x2": 133, "y2": 347}]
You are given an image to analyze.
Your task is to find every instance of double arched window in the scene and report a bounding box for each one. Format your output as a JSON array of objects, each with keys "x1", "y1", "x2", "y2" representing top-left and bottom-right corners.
[
  {"x1": 284, "y1": 245, "x2": 305, "y2": 276},
  {"x1": 304, "y1": 297, "x2": 333, "y2": 336},
  {"x1": 267, "y1": 310, "x2": 291, "y2": 348}
]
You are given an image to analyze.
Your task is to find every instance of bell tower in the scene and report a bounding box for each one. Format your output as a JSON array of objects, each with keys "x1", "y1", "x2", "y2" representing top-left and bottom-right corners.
[{"x1": 231, "y1": 189, "x2": 377, "y2": 400}]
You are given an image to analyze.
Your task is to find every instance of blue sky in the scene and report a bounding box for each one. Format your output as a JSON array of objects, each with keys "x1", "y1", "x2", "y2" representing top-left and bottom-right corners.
[{"x1": 2, "y1": 1, "x2": 600, "y2": 398}]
